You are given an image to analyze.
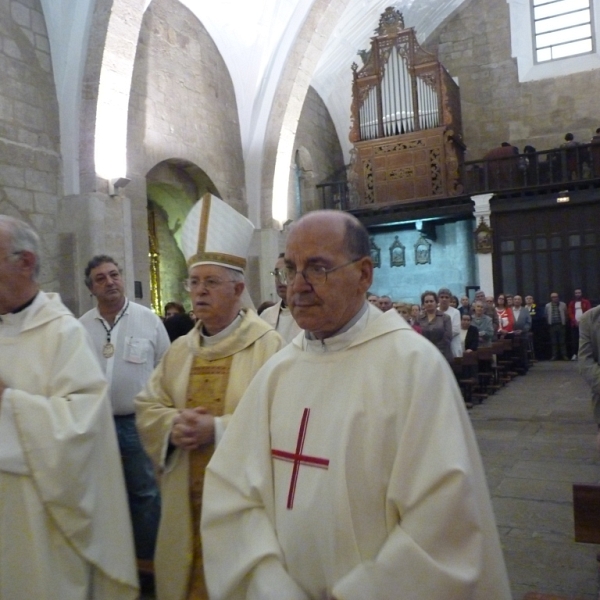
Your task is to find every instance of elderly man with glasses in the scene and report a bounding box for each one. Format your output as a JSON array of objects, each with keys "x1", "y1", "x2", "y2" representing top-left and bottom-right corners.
[
  {"x1": 135, "y1": 195, "x2": 283, "y2": 600},
  {"x1": 202, "y1": 210, "x2": 510, "y2": 600}
]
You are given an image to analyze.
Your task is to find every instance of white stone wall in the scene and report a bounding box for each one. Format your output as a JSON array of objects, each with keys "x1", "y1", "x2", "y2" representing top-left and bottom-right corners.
[
  {"x1": 369, "y1": 219, "x2": 478, "y2": 304},
  {"x1": 126, "y1": 0, "x2": 246, "y2": 301},
  {"x1": 290, "y1": 86, "x2": 345, "y2": 218},
  {"x1": 425, "y1": 0, "x2": 600, "y2": 159},
  {"x1": 0, "y1": 0, "x2": 61, "y2": 291}
]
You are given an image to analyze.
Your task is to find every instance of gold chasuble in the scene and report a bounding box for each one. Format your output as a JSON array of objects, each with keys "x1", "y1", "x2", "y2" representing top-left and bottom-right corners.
[
  {"x1": 186, "y1": 355, "x2": 233, "y2": 600},
  {"x1": 135, "y1": 308, "x2": 284, "y2": 600}
]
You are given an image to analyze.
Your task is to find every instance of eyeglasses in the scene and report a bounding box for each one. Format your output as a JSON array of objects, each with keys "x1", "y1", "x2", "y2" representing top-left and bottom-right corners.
[
  {"x1": 183, "y1": 277, "x2": 237, "y2": 292},
  {"x1": 0, "y1": 251, "x2": 21, "y2": 262},
  {"x1": 276, "y1": 258, "x2": 362, "y2": 286}
]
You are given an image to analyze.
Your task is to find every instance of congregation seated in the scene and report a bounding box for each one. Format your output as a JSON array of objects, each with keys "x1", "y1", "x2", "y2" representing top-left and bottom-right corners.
[{"x1": 366, "y1": 287, "x2": 541, "y2": 409}]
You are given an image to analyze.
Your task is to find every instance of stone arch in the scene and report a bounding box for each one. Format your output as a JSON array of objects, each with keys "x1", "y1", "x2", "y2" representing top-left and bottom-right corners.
[
  {"x1": 261, "y1": 0, "x2": 352, "y2": 227},
  {"x1": 79, "y1": 0, "x2": 145, "y2": 192},
  {"x1": 78, "y1": 0, "x2": 351, "y2": 228},
  {"x1": 146, "y1": 158, "x2": 220, "y2": 314},
  {"x1": 76, "y1": 0, "x2": 245, "y2": 311}
]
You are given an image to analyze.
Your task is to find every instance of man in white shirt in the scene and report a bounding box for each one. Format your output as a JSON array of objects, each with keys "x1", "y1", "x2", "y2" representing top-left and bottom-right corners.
[
  {"x1": 79, "y1": 255, "x2": 170, "y2": 571},
  {"x1": 260, "y1": 253, "x2": 302, "y2": 343},
  {"x1": 438, "y1": 287, "x2": 462, "y2": 357},
  {"x1": 202, "y1": 210, "x2": 511, "y2": 600},
  {"x1": 0, "y1": 217, "x2": 137, "y2": 599}
]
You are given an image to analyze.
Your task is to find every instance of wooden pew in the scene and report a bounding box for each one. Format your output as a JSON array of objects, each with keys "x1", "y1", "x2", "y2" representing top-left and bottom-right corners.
[
  {"x1": 453, "y1": 351, "x2": 480, "y2": 406},
  {"x1": 573, "y1": 483, "x2": 600, "y2": 544},
  {"x1": 476, "y1": 346, "x2": 495, "y2": 395}
]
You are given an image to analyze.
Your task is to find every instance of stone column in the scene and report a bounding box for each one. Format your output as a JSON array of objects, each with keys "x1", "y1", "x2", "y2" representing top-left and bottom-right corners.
[
  {"x1": 248, "y1": 227, "x2": 288, "y2": 308},
  {"x1": 472, "y1": 193, "x2": 494, "y2": 297},
  {"x1": 58, "y1": 191, "x2": 138, "y2": 317}
]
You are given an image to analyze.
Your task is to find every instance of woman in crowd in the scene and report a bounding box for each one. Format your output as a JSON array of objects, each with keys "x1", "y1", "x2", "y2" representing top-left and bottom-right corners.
[
  {"x1": 472, "y1": 301, "x2": 494, "y2": 347},
  {"x1": 496, "y1": 293, "x2": 514, "y2": 336},
  {"x1": 395, "y1": 302, "x2": 421, "y2": 334},
  {"x1": 395, "y1": 303, "x2": 410, "y2": 320},
  {"x1": 163, "y1": 312, "x2": 195, "y2": 342},
  {"x1": 410, "y1": 304, "x2": 423, "y2": 334},
  {"x1": 410, "y1": 304, "x2": 421, "y2": 321},
  {"x1": 460, "y1": 313, "x2": 479, "y2": 353},
  {"x1": 417, "y1": 290, "x2": 452, "y2": 362},
  {"x1": 164, "y1": 301, "x2": 186, "y2": 320}
]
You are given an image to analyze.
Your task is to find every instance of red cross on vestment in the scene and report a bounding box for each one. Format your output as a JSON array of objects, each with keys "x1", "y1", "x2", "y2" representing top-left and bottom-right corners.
[{"x1": 271, "y1": 407, "x2": 330, "y2": 509}]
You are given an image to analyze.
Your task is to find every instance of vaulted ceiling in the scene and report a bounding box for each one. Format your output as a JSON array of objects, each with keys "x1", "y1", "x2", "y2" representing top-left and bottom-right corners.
[
  {"x1": 41, "y1": 0, "x2": 469, "y2": 190},
  {"x1": 176, "y1": 0, "x2": 470, "y2": 159}
]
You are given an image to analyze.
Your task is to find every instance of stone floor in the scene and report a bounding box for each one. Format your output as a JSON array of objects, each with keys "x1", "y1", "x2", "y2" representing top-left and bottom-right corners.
[
  {"x1": 142, "y1": 360, "x2": 600, "y2": 600},
  {"x1": 470, "y1": 360, "x2": 600, "y2": 600}
]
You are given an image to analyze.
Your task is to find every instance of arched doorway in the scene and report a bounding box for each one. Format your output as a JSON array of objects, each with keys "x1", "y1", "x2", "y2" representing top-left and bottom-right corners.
[
  {"x1": 146, "y1": 159, "x2": 220, "y2": 315},
  {"x1": 294, "y1": 146, "x2": 316, "y2": 217}
]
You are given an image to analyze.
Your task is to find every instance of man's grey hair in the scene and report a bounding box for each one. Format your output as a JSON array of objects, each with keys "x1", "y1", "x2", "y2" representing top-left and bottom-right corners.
[
  {"x1": 226, "y1": 267, "x2": 245, "y2": 283},
  {"x1": 187, "y1": 263, "x2": 245, "y2": 283},
  {"x1": 84, "y1": 255, "x2": 122, "y2": 289},
  {"x1": 0, "y1": 215, "x2": 41, "y2": 278}
]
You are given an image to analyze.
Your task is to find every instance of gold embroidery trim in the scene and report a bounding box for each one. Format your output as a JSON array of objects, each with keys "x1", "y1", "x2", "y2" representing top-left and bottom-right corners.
[
  {"x1": 197, "y1": 192, "x2": 211, "y2": 253},
  {"x1": 186, "y1": 252, "x2": 246, "y2": 270}
]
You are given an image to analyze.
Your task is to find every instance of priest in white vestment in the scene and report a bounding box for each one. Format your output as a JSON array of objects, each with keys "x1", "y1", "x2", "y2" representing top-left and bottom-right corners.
[
  {"x1": 202, "y1": 210, "x2": 511, "y2": 600},
  {"x1": 0, "y1": 215, "x2": 138, "y2": 599},
  {"x1": 260, "y1": 253, "x2": 302, "y2": 344}
]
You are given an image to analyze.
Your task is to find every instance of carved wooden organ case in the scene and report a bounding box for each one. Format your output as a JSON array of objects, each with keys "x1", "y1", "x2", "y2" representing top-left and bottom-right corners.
[{"x1": 349, "y1": 8, "x2": 464, "y2": 206}]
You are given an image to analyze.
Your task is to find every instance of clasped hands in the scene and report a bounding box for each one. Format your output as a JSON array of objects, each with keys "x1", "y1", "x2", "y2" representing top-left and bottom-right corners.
[{"x1": 170, "y1": 406, "x2": 215, "y2": 450}]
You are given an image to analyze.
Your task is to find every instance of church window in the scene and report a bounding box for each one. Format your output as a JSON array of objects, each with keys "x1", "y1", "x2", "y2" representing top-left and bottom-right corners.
[
  {"x1": 532, "y1": 0, "x2": 593, "y2": 63},
  {"x1": 508, "y1": 0, "x2": 600, "y2": 82}
]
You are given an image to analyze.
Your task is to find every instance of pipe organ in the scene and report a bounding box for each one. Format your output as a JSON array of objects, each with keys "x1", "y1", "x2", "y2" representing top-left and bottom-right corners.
[{"x1": 349, "y1": 8, "x2": 464, "y2": 206}]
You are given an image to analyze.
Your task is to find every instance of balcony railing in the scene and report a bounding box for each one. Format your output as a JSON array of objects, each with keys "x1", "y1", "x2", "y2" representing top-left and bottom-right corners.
[
  {"x1": 316, "y1": 179, "x2": 350, "y2": 211},
  {"x1": 316, "y1": 143, "x2": 600, "y2": 211},
  {"x1": 464, "y1": 143, "x2": 600, "y2": 194}
]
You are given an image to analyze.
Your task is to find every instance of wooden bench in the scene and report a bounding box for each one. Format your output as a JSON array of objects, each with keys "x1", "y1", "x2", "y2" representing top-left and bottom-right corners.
[
  {"x1": 453, "y1": 351, "x2": 480, "y2": 405},
  {"x1": 573, "y1": 483, "x2": 600, "y2": 544}
]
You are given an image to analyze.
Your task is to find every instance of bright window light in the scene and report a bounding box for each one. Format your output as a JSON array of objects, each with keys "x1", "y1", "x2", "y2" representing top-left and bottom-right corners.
[{"x1": 533, "y1": 0, "x2": 594, "y2": 63}]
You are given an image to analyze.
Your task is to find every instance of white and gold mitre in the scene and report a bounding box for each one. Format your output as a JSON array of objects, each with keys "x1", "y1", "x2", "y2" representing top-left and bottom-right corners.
[{"x1": 181, "y1": 193, "x2": 254, "y2": 272}]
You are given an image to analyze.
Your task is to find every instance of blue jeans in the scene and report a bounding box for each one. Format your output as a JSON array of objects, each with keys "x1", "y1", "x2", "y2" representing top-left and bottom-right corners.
[{"x1": 114, "y1": 414, "x2": 161, "y2": 561}]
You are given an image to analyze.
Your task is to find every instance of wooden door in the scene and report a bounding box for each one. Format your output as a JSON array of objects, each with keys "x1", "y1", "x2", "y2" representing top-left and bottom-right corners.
[{"x1": 491, "y1": 201, "x2": 600, "y2": 305}]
